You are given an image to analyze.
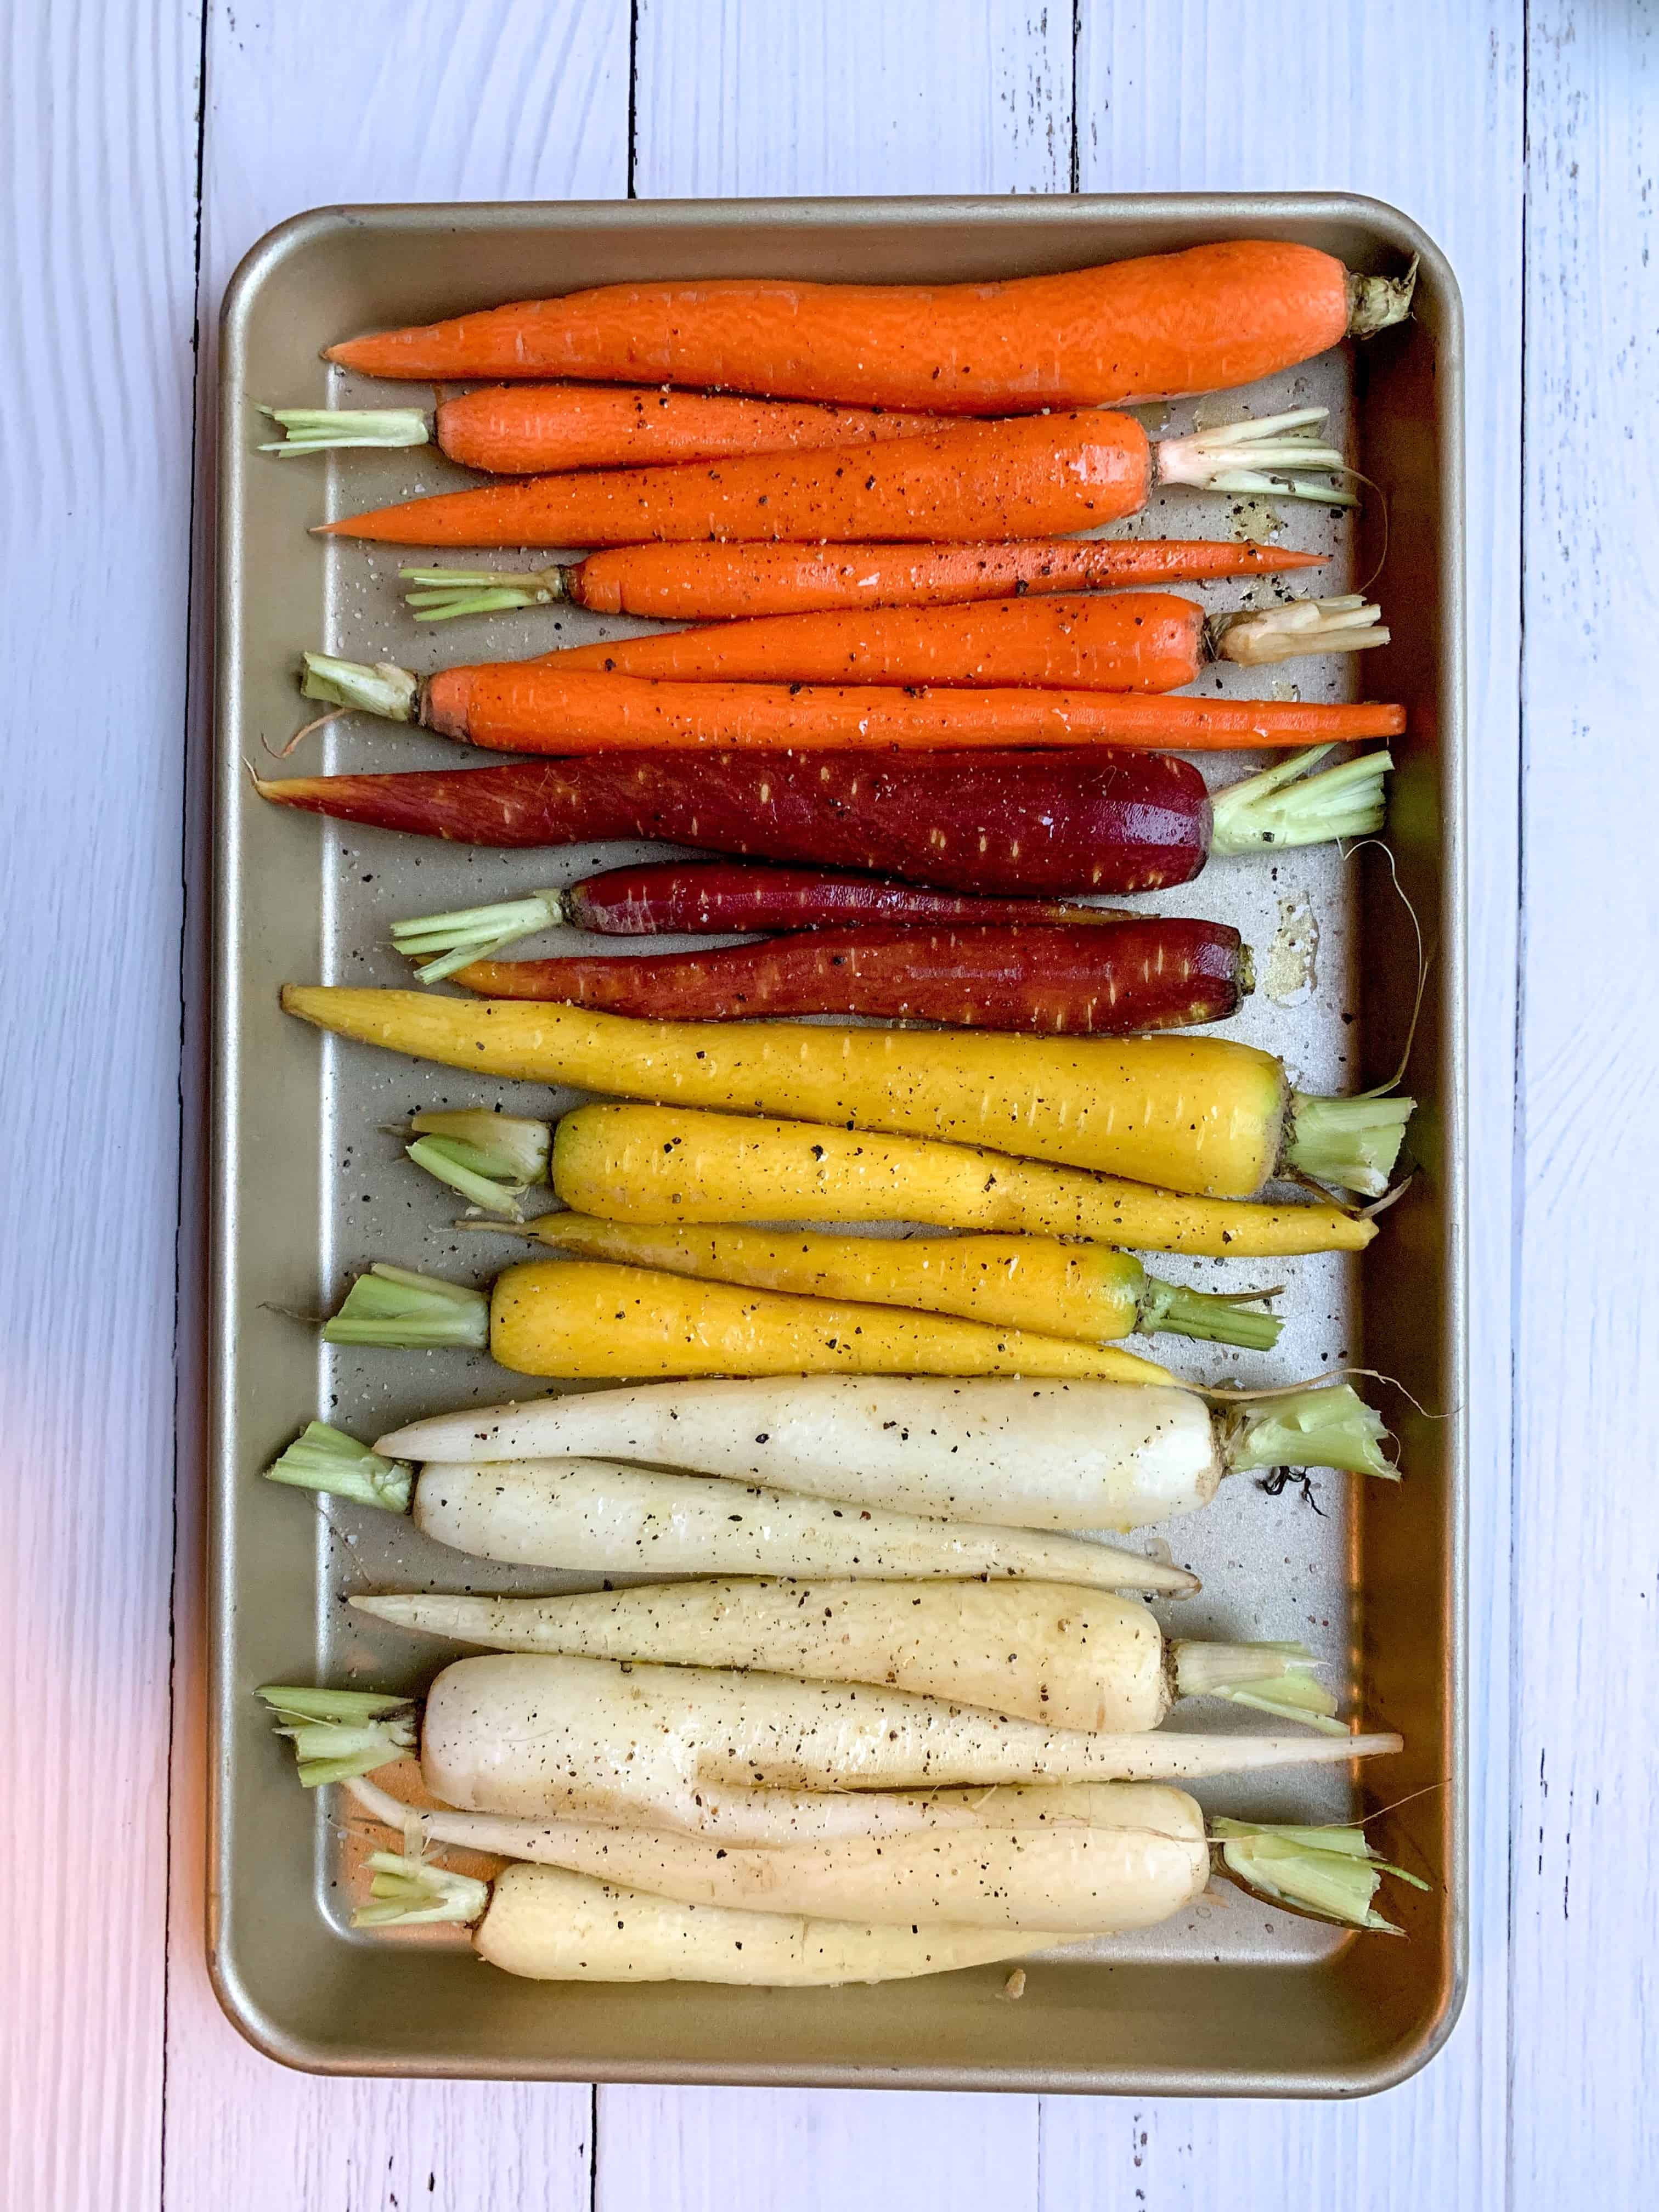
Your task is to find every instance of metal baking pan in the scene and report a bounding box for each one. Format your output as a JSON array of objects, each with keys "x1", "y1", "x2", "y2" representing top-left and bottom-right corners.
[{"x1": 210, "y1": 193, "x2": 1465, "y2": 2092}]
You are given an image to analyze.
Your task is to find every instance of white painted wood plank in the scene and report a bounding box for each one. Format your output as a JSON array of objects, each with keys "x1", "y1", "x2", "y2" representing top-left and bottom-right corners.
[
  {"x1": 1040, "y1": 4, "x2": 1520, "y2": 2199},
  {"x1": 1510, "y1": 7, "x2": 1658, "y2": 2202},
  {"x1": 631, "y1": 0, "x2": 1073, "y2": 198},
  {"x1": 596, "y1": 2090, "x2": 1039, "y2": 2212},
  {"x1": 162, "y1": 7, "x2": 626, "y2": 2207},
  {"x1": 0, "y1": 4, "x2": 201, "y2": 2210},
  {"x1": 600, "y1": 6, "x2": 1073, "y2": 2193}
]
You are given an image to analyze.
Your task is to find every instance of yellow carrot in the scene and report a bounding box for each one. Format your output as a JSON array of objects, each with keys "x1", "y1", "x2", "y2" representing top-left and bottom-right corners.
[
  {"x1": 550, "y1": 1103, "x2": 1372, "y2": 1261},
  {"x1": 487, "y1": 1260, "x2": 1172, "y2": 1383},
  {"x1": 281, "y1": 986, "x2": 1407, "y2": 1201},
  {"x1": 526, "y1": 1214, "x2": 1280, "y2": 1351}
]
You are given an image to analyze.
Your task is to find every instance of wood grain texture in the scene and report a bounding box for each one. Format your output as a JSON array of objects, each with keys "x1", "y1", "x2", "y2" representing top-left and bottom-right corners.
[
  {"x1": 160, "y1": 6, "x2": 626, "y2": 2207},
  {"x1": 1511, "y1": 5, "x2": 1658, "y2": 2198},
  {"x1": 632, "y1": 0, "x2": 1073, "y2": 197},
  {"x1": 596, "y1": 2091, "x2": 1039, "y2": 2212},
  {"x1": 0, "y1": 4, "x2": 201, "y2": 2211}
]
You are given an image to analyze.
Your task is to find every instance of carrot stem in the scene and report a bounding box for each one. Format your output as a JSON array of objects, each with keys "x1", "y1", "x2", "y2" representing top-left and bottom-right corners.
[
  {"x1": 1155, "y1": 408, "x2": 1357, "y2": 506},
  {"x1": 1210, "y1": 595, "x2": 1389, "y2": 667},
  {"x1": 259, "y1": 405, "x2": 430, "y2": 455},
  {"x1": 256, "y1": 1685, "x2": 417, "y2": 1788},
  {"x1": 353, "y1": 1851, "x2": 490, "y2": 1930},
  {"x1": 299, "y1": 651, "x2": 418, "y2": 721},
  {"x1": 404, "y1": 1108, "x2": 552, "y2": 1217},
  {"x1": 391, "y1": 890, "x2": 566, "y2": 983},
  {"x1": 402, "y1": 565, "x2": 573, "y2": 621},
  {"x1": 321, "y1": 1262, "x2": 490, "y2": 1350},
  {"x1": 261, "y1": 1420, "x2": 414, "y2": 1513},
  {"x1": 1138, "y1": 1277, "x2": 1279, "y2": 1351},
  {"x1": 1283, "y1": 1092, "x2": 1415, "y2": 1198},
  {"x1": 1345, "y1": 257, "x2": 1419, "y2": 339},
  {"x1": 1207, "y1": 746, "x2": 1391, "y2": 855},
  {"x1": 1213, "y1": 1814, "x2": 1430, "y2": 1932},
  {"x1": 1221, "y1": 1384, "x2": 1396, "y2": 1482}
]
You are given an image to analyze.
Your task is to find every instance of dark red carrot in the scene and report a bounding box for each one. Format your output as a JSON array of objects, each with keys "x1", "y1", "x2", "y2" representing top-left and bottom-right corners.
[
  {"x1": 562, "y1": 861, "x2": 1137, "y2": 935},
  {"x1": 255, "y1": 743, "x2": 1391, "y2": 898},
  {"x1": 389, "y1": 865, "x2": 1139, "y2": 979},
  {"x1": 452, "y1": 919, "x2": 1249, "y2": 1035},
  {"x1": 323, "y1": 241, "x2": 1414, "y2": 409},
  {"x1": 403, "y1": 538, "x2": 1327, "y2": 626}
]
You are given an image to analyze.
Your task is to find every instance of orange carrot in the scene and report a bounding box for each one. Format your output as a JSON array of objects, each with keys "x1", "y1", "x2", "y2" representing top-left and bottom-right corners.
[
  {"x1": 431, "y1": 385, "x2": 940, "y2": 472},
  {"x1": 320, "y1": 414, "x2": 1149, "y2": 548},
  {"x1": 302, "y1": 652, "x2": 1404, "y2": 755},
  {"x1": 402, "y1": 539, "x2": 1325, "y2": 624},
  {"x1": 543, "y1": 592, "x2": 1208, "y2": 693},
  {"x1": 548, "y1": 537, "x2": 1324, "y2": 620},
  {"x1": 325, "y1": 241, "x2": 1415, "y2": 409}
]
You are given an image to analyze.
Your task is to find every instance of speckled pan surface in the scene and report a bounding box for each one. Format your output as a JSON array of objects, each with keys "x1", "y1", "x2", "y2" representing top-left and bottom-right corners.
[{"x1": 210, "y1": 194, "x2": 1465, "y2": 2091}]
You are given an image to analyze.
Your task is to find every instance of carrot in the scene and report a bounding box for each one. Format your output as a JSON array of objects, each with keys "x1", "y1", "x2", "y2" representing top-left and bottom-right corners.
[
  {"x1": 320, "y1": 413, "x2": 1148, "y2": 548},
  {"x1": 263, "y1": 383, "x2": 939, "y2": 472},
  {"x1": 402, "y1": 538, "x2": 1326, "y2": 625},
  {"x1": 403, "y1": 861, "x2": 1136, "y2": 950},
  {"x1": 551, "y1": 1102, "x2": 1375, "y2": 1260},
  {"x1": 537, "y1": 591, "x2": 1387, "y2": 692},
  {"x1": 319, "y1": 406, "x2": 1356, "y2": 550},
  {"x1": 306, "y1": 651, "x2": 1404, "y2": 755},
  {"x1": 278, "y1": 988, "x2": 1414, "y2": 1201},
  {"x1": 323, "y1": 241, "x2": 1416, "y2": 409},
  {"x1": 449, "y1": 918, "x2": 1249, "y2": 1035},
  {"x1": 548, "y1": 592, "x2": 1203, "y2": 692},
  {"x1": 256, "y1": 744, "x2": 1392, "y2": 897}
]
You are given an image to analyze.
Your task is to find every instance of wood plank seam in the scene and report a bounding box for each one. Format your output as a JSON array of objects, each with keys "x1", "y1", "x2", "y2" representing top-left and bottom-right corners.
[{"x1": 161, "y1": 7, "x2": 213, "y2": 2207}]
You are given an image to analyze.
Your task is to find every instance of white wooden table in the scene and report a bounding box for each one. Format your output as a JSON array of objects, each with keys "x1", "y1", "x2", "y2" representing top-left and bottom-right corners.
[{"x1": 4, "y1": 2, "x2": 1652, "y2": 2202}]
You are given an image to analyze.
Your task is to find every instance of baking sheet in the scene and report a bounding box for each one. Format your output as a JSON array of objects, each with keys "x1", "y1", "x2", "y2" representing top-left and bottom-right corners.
[{"x1": 211, "y1": 194, "x2": 1464, "y2": 2090}]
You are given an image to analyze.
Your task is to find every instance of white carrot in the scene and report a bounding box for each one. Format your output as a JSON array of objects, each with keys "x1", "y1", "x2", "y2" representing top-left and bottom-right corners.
[
  {"x1": 259, "y1": 1660, "x2": 1401, "y2": 1836},
  {"x1": 377, "y1": 1374, "x2": 1394, "y2": 1534},
  {"x1": 262, "y1": 1423, "x2": 1198, "y2": 1595},
  {"x1": 351, "y1": 1578, "x2": 1340, "y2": 1733},
  {"x1": 340, "y1": 1774, "x2": 1427, "y2": 1980},
  {"x1": 352, "y1": 1843, "x2": 1077, "y2": 1986},
  {"x1": 343, "y1": 1773, "x2": 1208, "y2": 1933}
]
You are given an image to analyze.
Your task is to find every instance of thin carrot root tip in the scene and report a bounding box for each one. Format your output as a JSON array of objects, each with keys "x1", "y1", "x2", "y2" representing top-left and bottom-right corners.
[
  {"x1": 1155, "y1": 409, "x2": 1359, "y2": 507},
  {"x1": 1211, "y1": 596, "x2": 1390, "y2": 668}
]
